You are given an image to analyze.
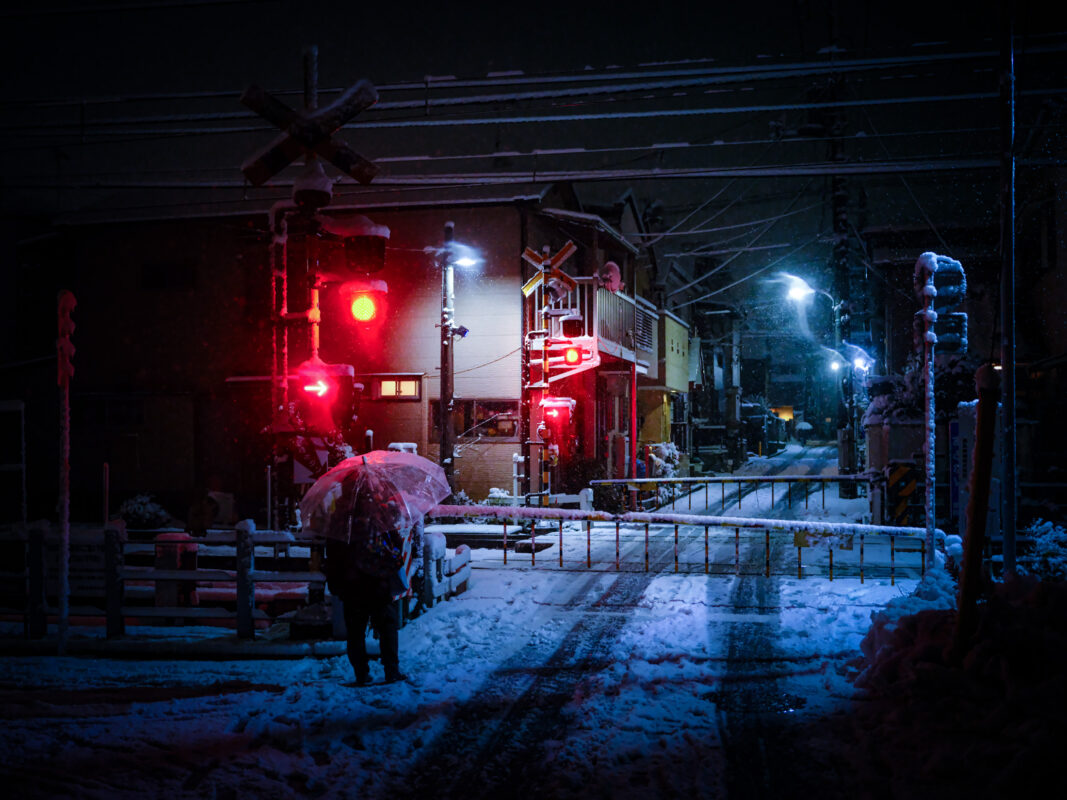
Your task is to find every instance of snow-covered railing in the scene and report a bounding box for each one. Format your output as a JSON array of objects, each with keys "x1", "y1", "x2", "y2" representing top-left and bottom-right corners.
[
  {"x1": 590, "y1": 474, "x2": 873, "y2": 513},
  {"x1": 427, "y1": 504, "x2": 939, "y2": 583},
  {"x1": 6, "y1": 522, "x2": 325, "y2": 641},
  {"x1": 421, "y1": 530, "x2": 472, "y2": 608}
]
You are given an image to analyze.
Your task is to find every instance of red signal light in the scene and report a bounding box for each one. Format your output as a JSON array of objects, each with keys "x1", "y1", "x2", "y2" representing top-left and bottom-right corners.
[
  {"x1": 350, "y1": 292, "x2": 378, "y2": 322},
  {"x1": 302, "y1": 378, "x2": 332, "y2": 397}
]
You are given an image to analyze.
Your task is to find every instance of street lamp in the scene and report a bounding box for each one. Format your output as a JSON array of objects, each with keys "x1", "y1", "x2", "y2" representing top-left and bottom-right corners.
[
  {"x1": 435, "y1": 222, "x2": 482, "y2": 493},
  {"x1": 781, "y1": 272, "x2": 839, "y2": 345},
  {"x1": 780, "y1": 273, "x2": 866, "y2": 492}
]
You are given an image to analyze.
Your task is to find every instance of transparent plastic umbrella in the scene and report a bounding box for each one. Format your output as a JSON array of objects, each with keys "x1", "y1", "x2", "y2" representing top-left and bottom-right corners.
[{"x1": 299, "y1": 450, "x2": 450, "y2": 540}]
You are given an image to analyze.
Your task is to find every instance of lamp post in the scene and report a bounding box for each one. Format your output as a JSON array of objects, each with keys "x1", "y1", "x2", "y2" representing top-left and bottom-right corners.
[
  {"x1": 783, "y1": 273, "x2": 864, "y2": 491},
  {"x1": 437, "y1": 222, "x2": 481, "y2": 494}
]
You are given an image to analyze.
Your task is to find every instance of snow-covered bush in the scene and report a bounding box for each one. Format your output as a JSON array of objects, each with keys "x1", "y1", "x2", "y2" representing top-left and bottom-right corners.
[
  {"x1": 855, "y1": 567, "x2": 958, "y2": 678},
  {"x1": 117, "y1": 493, "x2": 172, "y2": 529},
  {"x1": 1019, "y1": 519, "x2": 1067, "y2": 582}
]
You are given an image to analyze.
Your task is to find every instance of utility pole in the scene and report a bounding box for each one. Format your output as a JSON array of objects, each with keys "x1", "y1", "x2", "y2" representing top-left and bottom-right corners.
[
  {"x1": 829, "y1": 87, "x2": 858, "y2": 497},
  {"x1": 999, "y1": 13, "x2": 1017, "y2": 575},
  {"x1": 440, "y1": 222, "x2": 457, "y2": 493}
]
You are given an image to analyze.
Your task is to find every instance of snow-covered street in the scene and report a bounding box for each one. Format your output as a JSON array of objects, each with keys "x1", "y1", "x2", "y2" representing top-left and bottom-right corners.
[
  {"x1": 0, "y1": 560, "x2": 911, "y2": 799},
  {"x1": 0, "y1": 459, "x2": 924, "y2": 799}
]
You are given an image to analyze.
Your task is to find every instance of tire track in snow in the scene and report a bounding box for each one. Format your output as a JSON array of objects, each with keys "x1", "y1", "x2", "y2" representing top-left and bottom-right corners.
[{"x1": 388, "y1": 542, "x2": 677, "y2": 798}]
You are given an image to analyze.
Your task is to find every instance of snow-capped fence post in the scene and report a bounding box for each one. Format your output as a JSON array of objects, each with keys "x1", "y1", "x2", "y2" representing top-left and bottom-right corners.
[
  {"x1": 235, "y1": 523, "x2": 255, "y2": 639},
  {"x1": 105, "y1": 526, "x2": 125, "y2": 639}
]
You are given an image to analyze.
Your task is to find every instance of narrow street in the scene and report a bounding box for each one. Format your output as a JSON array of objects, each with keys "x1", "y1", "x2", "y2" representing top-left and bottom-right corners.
[{"x1": 0, "y1": 444, "x2": 913, "y2": 799}]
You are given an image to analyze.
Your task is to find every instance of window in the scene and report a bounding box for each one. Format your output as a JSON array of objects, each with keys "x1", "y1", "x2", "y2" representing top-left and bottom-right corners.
[
  {"x1": 430, "y1": 399, "x2": 519, "y2": 440},
  {"x1": 368, "y1": 375, "x2": 422, "y2": 401}
]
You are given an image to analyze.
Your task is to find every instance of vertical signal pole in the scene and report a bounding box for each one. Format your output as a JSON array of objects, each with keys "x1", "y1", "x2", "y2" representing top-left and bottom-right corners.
[
  {"x1": 540, "y1": 247, "x2": 552, "y2": 507},
  {"x1": 917, "y1": 254, "x2": 938, "y2": 560},
  {"x1": 520, "y1": 242, "x2": 577, "y2": 507}
]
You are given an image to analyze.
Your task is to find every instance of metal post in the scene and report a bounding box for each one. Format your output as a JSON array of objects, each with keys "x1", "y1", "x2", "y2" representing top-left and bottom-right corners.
[
  {"x1": 999, "y1": 14, "x2": 1017, "y2": 575},
  {"x1": 615, "y1": 521, "x2": 620, "y2": 570},
  {"x1": 559, "y1": 519, "x2": 563, "y2": 568},
  {"x1": 57, "y1": 290, "x2": 76, "y2": 654},
  {"x1": 586, "y1": 521, "x2": 591, "y2": 569},
  {"x1": 440, "y1": 222, "x2": 456, "y2": 493},
  {"x1": 519, "y1": 209, "x2": 532, "y2": 502},
  {"x1": 630, "y1": 364, "x2": 638, "y2": 510},
  {"x1": 918, "y1": 254, "x2": 938, "y2": 560}
]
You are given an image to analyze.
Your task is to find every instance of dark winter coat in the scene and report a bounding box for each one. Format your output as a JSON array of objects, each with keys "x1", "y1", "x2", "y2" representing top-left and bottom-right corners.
[{"x1": 325, "y1": 514, "x2": 407, "y2": 602}]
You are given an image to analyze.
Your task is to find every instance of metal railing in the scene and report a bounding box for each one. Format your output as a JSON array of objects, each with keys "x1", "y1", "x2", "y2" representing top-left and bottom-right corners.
[
  {"x1": 589, "y1": 475, "x2": 872, "y2": 512},
  {"x1": 428, "y1": 504, "x2": 932, "y2": 583}
]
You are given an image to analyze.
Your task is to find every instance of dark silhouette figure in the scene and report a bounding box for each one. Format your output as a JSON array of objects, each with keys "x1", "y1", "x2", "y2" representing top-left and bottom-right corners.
[{"x1": 326, "y1": 522, "x2": 407, "y2": 685}]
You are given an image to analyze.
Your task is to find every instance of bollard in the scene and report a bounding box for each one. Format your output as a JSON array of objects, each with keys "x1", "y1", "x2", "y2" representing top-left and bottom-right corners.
[
  {"x1": 236, "y1": 525, "x2": 255, "y2": 639},
  {"x1": 105, "y1": 527, "x2": 125, "y2": 639},
  {"x1": 558, "y1": 520, "x2": 563, "y2": 568},
  {"x1": 586, "y1": 521, "x2": 591, "y2": 569}
]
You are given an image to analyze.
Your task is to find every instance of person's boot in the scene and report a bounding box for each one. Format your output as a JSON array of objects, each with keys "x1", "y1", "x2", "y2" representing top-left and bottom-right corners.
[
  {"x1": 353, "y1": 666, "x2": 370, "y2": 687},
  {"x1": 383, "y1": 666, "x2": 407, "y2": 684}
]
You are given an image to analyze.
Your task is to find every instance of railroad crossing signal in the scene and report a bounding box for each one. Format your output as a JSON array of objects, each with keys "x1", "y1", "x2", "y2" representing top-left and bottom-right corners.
[
  {"x1": 240, "y1": 79, "x2": 379, "y2": 186},
  {"x1": 521, "y1": 241, "x2": 578, "y2": 298}
]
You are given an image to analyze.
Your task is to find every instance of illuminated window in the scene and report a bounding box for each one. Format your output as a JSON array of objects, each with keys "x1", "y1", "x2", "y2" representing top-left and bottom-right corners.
[{"x1": 370, "y1": 375, "x2": 421, "y2": 400}]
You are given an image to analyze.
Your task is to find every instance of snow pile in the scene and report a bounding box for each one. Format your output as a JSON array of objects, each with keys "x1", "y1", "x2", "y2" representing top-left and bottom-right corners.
[
  {"x1": 816, "y1": 573, "x2": 1067, "y2": 797},
  {"x1": 852, "y1": 567, "x2": 958, "y2": 687},
  {"x1": 1019, "y1": 519, "x2": 1067, "y2": 581},
  {"x1": 117, "y1": 494, "x2": 172, "y2": 529}
]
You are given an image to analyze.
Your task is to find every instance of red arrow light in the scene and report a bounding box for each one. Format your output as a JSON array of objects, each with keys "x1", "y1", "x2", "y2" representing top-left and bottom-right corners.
[{"x1": 303, "y1": 379, "x2": 330, "y2": 397}]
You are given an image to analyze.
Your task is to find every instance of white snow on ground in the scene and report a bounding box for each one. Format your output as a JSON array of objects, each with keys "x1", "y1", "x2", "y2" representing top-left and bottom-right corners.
[
  {"x1": 5, "y1": 462, "x2": 1060, "y2": 798},
  {"x1": 0, "y1": 479, "x2": 933, "y2": 798}
]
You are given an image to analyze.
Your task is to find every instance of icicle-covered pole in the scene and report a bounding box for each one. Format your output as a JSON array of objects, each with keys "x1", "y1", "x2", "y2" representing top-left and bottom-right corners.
[{"x1": 916, "y1": 253, "x2": 939, "y2": 560}]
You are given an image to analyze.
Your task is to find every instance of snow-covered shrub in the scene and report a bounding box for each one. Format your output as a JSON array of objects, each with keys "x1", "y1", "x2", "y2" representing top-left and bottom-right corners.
[
  {"x1": 1019, "y1": 519, "x2": 1067, "y2": 582},
  {"x1": 118, "y1": 493, "x2": 171, "y2": 529},
  {"x1": 855, "y1": 567, "x2": 958, "y2": 678}
]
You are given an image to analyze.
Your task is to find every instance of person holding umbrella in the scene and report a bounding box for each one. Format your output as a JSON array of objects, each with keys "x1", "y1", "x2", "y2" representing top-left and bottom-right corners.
[
  {"x1": 300, "y1": 451, "x2": 452, "y2": 686},
  {"x1": 325, "y1": 492, "x2": 408, "y2": 685}
]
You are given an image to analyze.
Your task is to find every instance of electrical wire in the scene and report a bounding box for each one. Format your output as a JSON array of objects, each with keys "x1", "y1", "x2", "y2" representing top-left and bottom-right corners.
[{"x1": 422, "y1": 347, "x2": 521, "y2": 379}]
